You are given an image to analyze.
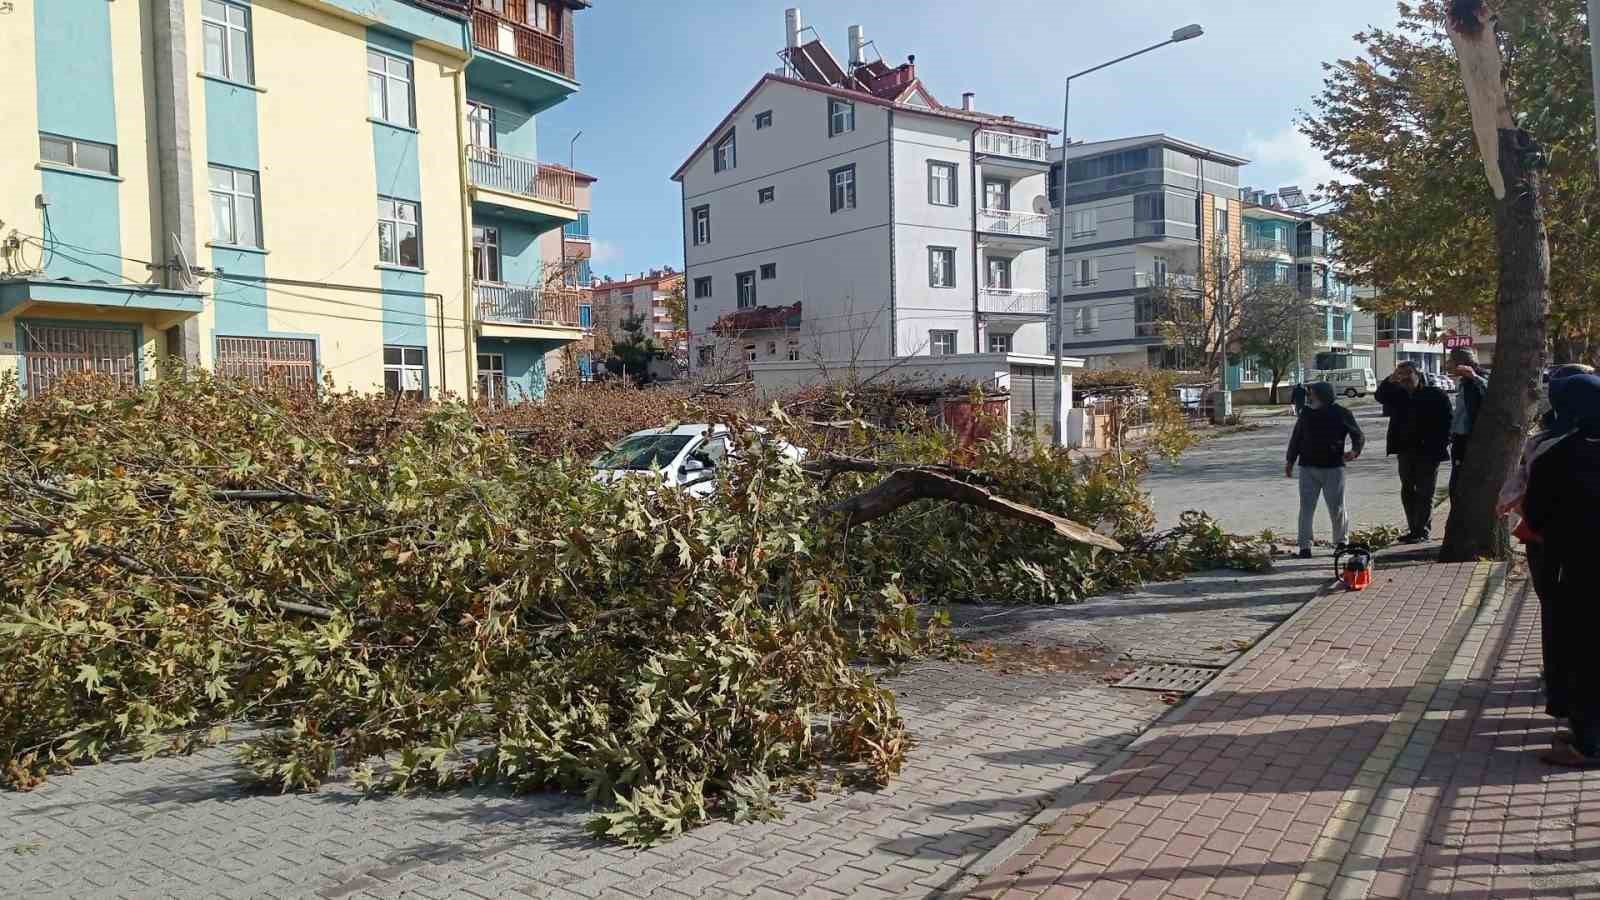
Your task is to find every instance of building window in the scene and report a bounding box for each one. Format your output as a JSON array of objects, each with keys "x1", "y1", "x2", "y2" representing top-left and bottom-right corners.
[
  {"x1": 988, "y1": 333, "x2": 1013, "y2": 354},
  {"x1": 692, "y1": 205, "x2": 711, "y2": 245},
  {"x1": 367, "y1": 48, "x2": 414, "y2": 128},
  {"x1": 929, "y1": 247, "x2": 956, "y2": 288},
  {"x1": 786, "y1": 341, "x2": 800, "y2": 361},
  {"x1": 471, "y1": 225, "x2": 500, "y2": 282},
  {"x1": 760, "y1": 262, "x2": 776, "y2": 280},
  {"x1": 383, "y1": 345, "x2": 427, "y2": 400},
  {"x1": 713, "y1": 129, "x2": 736, "y2": 173},
  {"x1": 693, "y1": 276, "x2": 713, "y2": 298},
  {"x1": 476, "y1": 352, "x2": 507, "y2": 405},
  {"x1": 698, "y1": 345, "x2": 715, "y2": 366},
  {"x1": 1152, "y1": 256, "x2": 1169, "y2": 286},
  {"x1": 378, "y1": 196, "x2": 422, "y2": 268},
  {"x1": 202, "y1": 0, "x2": 254, "y2": 84},
  {"x1": 39, "y1": 133, "x2": 117, "y2": 176},
  {"x1": 736, "y1": 271, "x2": 757, "y2": 309},
  {"x1": 1214, "y1": 206, "x2": 1230, "y2": 237},
  {"x1": 215, "y1": 336, "x2": 316, "y2": 389},
  {"x1": 755, "y1": 110, "x2": 773, "y2": 129},
  {"x1": 986, "y1": 256, "x2": 1011, "y2": 289},
  {"x1": 574, "y1": 259, "x2": 593, "y2": 286},
  {"x1": 828, "y1": 98, "x2": 855, "y2": 136},
  {"x1": 1071, "y1": 208, "x2": 1098, "y2": 237},
  {"x1": 983, "y1": 178, "x2": 1010, "y2": 212},
  {"x1": 766, "y1": 340, "x2": 777, "y2": 356},
  {"x1": 563, "y1": 210, "x2": 591, "y2": 240},
  {"x1": 928, "y1": 161, "x2": 957, "y2": 206},
  {"x1": 1075, "y1": 257, "x2": 1099, "y2": 287},
  {"x1": 467, "y1": 100, "x2": 496, "y2": 148},
  {"x1": 208, "y1": 164, "x2": 262, "y2": 248},
  {"x1": 1074, "y1": 306, "x2": 1101, "y2": 335},
  {"x1": 758, "y1": 186, "x2": 775, "y2": 204},
  {"x1": 829, "y1": 164, "x2": 856, "y2": 213},
  {"x1": 744, "y1": 344, "x2": 757, "y2": 362},
  {"x1": 929, "y1": 330, "x2": 957, "y2": 356},
  {"x1": 579, "y1": 303, "x2": 592, "y2": 328}
]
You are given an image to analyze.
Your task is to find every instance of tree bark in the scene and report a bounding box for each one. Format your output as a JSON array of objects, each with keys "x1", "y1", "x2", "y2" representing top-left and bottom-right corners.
[{"x1": 1439, "y1": 125, "x2": 1550, "y2": 560}]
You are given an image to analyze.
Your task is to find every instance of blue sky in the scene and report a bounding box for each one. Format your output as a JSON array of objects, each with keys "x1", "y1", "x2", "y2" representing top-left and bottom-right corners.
[{"x1": 537, "y1": 0, "x2": 1403, "y2": 279}]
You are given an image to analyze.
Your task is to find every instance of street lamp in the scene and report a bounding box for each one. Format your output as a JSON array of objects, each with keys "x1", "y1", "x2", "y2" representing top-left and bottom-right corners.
[{"x1": 1052, "y1": 24, "x2": 1205, "y2": 446}]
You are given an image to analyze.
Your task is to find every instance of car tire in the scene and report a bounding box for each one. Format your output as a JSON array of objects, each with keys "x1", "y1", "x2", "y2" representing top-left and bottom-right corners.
[{"x1": 1345, "y1": 388, "x2": 1360, "y2": 398}]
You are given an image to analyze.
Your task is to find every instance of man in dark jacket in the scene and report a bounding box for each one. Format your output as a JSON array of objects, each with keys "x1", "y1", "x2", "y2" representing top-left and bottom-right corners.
[
  {"x1": 1286, "y1": 381, "x2": 1366, "y2": 558},
  {"x1": 1375, "y1": 361, "x2": 1453, "y2": 542},
  {"x1": 1447, "y1": 347, "x2": 1490, "y2": 497},
  {"x1": 1290, "y1": 382, "x2": 1308, "y2": 417}
]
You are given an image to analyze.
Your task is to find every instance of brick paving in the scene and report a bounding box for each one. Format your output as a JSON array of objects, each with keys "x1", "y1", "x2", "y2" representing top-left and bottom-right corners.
[
  {"x1": 971, "y1": 551, "x2": 1600, "y2": 900},
  {"x1": 0, "y1": 559, "x2": 1325, "y2": 900}
]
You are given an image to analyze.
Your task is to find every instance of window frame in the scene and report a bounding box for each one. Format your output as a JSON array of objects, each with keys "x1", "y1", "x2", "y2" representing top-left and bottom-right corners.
[
  {"x1": 735, "y1": 270, "x2": 757, "y2": 309},
  {"x1": 367, "y1": 47, "x2": 416, "y2": 129},
  {"x1": 692, "y1": 205, "x2": 711, "y2": 245},
  {"x1": 757, "y1": 185, "x2": 775, "y2": 205},
  {"x1": 201, "y1": 0, "x2": 255, "y2": 85},
  {"x1": 472, "y1": 224, "x2": 501, "y2": 283},
  {"x1": 828, "y1": 98, "x2": 856, "y2": 136},
  {"x1": 1075, "y1": 257, "x2": 1099, "y2": 288},
  {"x1": 208, "y1": 163, "x2": 263, "y2": 249},
  {"x1": 693, "y1": 276, "x2": 713, "y2": 299},
  {"x1": 466, "y1": 100, "x2": 496, "y2": 149},
  {"x1": 476, "y1": 351, "x2": 507, "y2": 406},
  {"x1": 1071, "y1": 208, "x2": 1098, "y2": 238},
  {"x1": 927, "y1": 161, "x2": 958, "y2": 207},
  {"x1": 713, "y1": 129, "x2": 737, "y2": 173},
  {"x1": 928, "y1": 330, "x2": 958, "y2": 356},
  {"x1": 786, "y1": 341, "x2": 801, "y2": 361},
  {"x1": 377, "y1": 195, "x2": 423, "y2": 269},
  {"x1": 929, "y1": 246, "x2": 956, "y2": 289},
  {"x1": 755, "y1": 110, "x2": 773, "y2": 130},
  {"x1": 986, "y1": 256, "x2": 1011, "y2": 290},
  {"x1": 988, "y1": 332, "x2": 1013, "y2": 354},
  {"x1": 39, "y1": 133, "x2": 118, "y2": 176},
  {"x1": 983, "y1": 177, "x2": 1010, "y2": 212},
  {"x1": 829, "y1": 164, "x2": 856, "y2": 213},
  {"x1": 759, "y1": 262, "x2": 777, "y2": 280},
  {"x1": 383, "y1": 345, "x2": 428, "y2": 401}
]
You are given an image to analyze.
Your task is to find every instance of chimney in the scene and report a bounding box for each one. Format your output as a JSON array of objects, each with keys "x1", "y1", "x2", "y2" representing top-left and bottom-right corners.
[
  {"x1": 961, "y1": 92, "x2": 975, "y2": 111},
  {"x1": 785, "y1": 8, "x2": 802, "y2": 49},
  {"x1": 848, "y1": 24, "x2": 865, "y2": 65}
]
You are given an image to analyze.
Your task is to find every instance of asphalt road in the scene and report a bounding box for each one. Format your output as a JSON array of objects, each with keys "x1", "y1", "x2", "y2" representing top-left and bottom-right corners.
[{"x1": 1144, "y1": 402, "x2": 1418, "y2": 542}]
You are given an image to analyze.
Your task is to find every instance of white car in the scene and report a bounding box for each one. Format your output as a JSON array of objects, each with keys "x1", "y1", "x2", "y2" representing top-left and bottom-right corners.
[{"x1": 589, "y1": 424, "x2": 806, "y2": 497}]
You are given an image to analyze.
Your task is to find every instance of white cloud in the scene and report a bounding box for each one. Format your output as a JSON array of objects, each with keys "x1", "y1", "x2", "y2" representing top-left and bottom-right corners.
[
  {"x1": 1241, "y1": 125, "x2": 1342, "y2": 201},
  {"x1": 588, "y1": 239, "x2": 623, "y2": 266}
]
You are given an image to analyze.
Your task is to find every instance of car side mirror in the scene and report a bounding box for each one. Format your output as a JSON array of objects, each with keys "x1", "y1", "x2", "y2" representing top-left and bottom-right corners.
[{"x1": 680, "y1": 458, "x2": 708, "y2": 481}]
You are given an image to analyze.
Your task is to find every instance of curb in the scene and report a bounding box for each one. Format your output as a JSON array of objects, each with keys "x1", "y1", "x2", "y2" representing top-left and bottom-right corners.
[{"x1": 949, "y1": 557, "x2": 1352, "y2": 895}]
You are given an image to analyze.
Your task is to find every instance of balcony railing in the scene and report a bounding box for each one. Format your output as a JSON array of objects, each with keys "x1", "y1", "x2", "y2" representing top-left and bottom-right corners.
[
  {"x1": 975, "y1": 129, "x2": 1050, "y2": 163},
  {"x1": 1134, "y1": 272, "x2": 1201, "y2": 291},
  {"x1": 979, "y1": 287, "x2": 1049, "y2": 317},
  {"x1": 467, "y1": 145, "x2": 576, "y2": 207},
  {"x1": 977, "y1": 208, "x2": 1049, "y2": 239},
  {"x1": 475, "y1": 281, "x2": 583, "y2": 328},
  {"x1": 470, "y1": 8, "x2": 571, "y2": 79},
  {"x1": 1245, "y1": 237, "x2": 1292, "y2": 254}
]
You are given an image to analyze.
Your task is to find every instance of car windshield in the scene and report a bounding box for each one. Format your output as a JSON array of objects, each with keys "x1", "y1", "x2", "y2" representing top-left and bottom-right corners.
[{"x1": 590, "y1": 435, "x2": 693, "y2": 471}]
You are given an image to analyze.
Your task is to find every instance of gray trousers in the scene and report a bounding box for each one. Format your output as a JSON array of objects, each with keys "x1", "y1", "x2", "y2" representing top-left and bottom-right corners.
[{"x1": 1298, "y1": 465, "x2": 1349, "y2": 550}]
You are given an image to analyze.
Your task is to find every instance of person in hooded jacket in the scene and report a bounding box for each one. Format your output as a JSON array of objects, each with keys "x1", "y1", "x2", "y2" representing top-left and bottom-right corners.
[
  {"x1": 1375, "y1": 361, "x2": 1453, "y2": 542},
  {"x1": 1522, "y1": 372, "x2": 1600, "y2": 767},
  {"x1": 1285, "y1": 381, "x2": 1365, "y2": 559}
]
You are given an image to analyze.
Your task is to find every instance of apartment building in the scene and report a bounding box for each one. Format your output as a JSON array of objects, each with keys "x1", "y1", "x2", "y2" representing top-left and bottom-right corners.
[
  {"x1": 1374, "y1": 310, "x2": 1446, "y2": 375},
  {"x1": 674, "y1": 10, "x2": 1056, "y2": 374},
  {"x1": 1047, "y1": 135, "x2": 1247, "y2": 372},
  {"x1": 0, "y1": 0, "x2": 588, "y2": 404},
  {"x1": 536, "y1": 164, "x2": 598, "y2": 380},
  {"x1": 592, "y1": 268, "x2": 684, "y2": 346}
]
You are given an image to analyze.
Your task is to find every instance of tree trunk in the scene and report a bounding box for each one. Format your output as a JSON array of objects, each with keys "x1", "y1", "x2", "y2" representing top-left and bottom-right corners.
[
  {"x1": 1440, "y1": 127, "x2": 1549, "y2": 561},
  {"x1": 1269, "y1": 374, "x2": 1283, "y2": 405}
]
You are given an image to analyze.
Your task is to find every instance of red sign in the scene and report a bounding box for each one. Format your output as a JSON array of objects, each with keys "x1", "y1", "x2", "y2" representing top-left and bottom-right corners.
[{"x1": 1444, "y1": 335, "x2": 1474, "y2": 350}]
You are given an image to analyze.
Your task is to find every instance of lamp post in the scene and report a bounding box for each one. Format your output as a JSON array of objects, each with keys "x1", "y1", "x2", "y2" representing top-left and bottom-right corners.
[{"x1": 1052, "y1": 24, "x2": 1205, "y2": 447}]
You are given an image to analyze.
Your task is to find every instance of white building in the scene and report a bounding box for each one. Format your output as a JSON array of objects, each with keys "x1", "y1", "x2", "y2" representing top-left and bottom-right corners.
[{"x1": 672, "y1": 10, "x2": 1056, "y2": 374}]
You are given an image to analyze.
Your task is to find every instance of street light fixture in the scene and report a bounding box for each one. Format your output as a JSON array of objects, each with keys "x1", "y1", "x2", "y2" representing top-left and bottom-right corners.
[{"x1": 1052, "y1": 24, "x2": 1205, "y2": 446}]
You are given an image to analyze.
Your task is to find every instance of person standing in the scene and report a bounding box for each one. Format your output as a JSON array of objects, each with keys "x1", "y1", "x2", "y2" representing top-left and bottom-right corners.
[
  {"x1": 1521, "y1": 372, "x2": 1600, "y2": 767},
  {"x1": 1285, "y1": 381, "x2": 1365, "y2": 559},
  {"x1": 1290, "y1": 381, "x2": 1308, "y2": 417},
  {"x1": 1374, "y1": 361, "x2": 1453, "y2": 542},
  {"x1": 1447, "y1": 347, "x2": 1490, "y2": 497}
]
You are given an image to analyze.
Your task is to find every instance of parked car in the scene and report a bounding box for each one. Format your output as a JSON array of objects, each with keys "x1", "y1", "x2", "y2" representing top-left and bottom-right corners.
[
  {"x1": 1310, "y1": 368, "x2": 1379, "y2": 398},
  {"x1": 590, "y1": 424, "x2": 806, "y2": 497}
]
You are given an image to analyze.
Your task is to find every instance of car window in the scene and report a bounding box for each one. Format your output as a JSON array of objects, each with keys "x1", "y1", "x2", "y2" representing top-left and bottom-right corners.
[
  {"x1": 590, "y1": 435, "x2": 692, "y2": 470},
  {"x1": 699, "y1": 436, "x2": 730, "y2": 467}
]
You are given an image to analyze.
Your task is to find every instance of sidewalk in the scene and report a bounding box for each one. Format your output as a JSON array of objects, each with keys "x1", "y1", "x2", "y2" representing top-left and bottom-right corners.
[{"x1": 967, "y1": 550, "x2": 1600, "y2": 899}]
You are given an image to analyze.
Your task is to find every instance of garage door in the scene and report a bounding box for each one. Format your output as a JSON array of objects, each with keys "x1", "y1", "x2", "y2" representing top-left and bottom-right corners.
[
  {"x1": 1009, "y1": 364, "x2": 1059, "y2": 445},
  {"x1": 20, "y1": 324, "x2": 138, "y2": 395}
]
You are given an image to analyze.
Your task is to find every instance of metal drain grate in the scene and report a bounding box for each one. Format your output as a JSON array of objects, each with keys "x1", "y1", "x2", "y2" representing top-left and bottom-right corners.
[{"x1": 1111, "y1": 664, "x2": 1220, "y2": 695}]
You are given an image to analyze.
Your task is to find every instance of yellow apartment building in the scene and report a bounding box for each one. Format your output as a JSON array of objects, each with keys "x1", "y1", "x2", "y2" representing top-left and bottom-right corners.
[{"x1": 0, "y1": 0, "x2": 590, "y2": 403}]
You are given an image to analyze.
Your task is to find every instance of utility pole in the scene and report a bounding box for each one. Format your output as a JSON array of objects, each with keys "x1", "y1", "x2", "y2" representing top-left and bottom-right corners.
[{"x1": 1590, "y1": 0, "x2": 1600, "y2": 181}]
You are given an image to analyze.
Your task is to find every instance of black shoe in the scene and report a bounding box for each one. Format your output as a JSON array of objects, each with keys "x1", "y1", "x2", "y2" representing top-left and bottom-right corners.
[
  {"x1": 1398, "y1": 532, "x2": 1421, "y2": 545},
  {"x1": 1298, "y1": 548, "x2": 1313, "y2": 559}
]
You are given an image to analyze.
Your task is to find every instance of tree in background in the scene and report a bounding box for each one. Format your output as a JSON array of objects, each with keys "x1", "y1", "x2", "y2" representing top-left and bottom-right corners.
[
  {"x1": 605, "y1": 313, "x2": 662, "y2": 385},
  {"x1": 1235, "y1": 283, "x2": 1320, "y2": 403},
  {"x1": 1302, "y1": 0, "x2": 1595, "y2": 361}
]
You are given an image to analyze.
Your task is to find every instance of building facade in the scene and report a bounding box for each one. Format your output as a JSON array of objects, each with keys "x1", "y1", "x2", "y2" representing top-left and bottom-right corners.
[
  {"x1": 674, "y1": 12, "x2": 1055, "y2": 375},
  {"x1": 1047, "y1": 135, "x2": 1247, "y2": 373},
  {"x1": 1, "y1": 0, "x2": 587, "y2": 404}
]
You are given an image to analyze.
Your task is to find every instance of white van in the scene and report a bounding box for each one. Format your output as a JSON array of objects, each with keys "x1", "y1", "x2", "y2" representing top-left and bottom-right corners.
[{"x1": 1311, "y1": 368, "x2": 1378, "y2": 398}]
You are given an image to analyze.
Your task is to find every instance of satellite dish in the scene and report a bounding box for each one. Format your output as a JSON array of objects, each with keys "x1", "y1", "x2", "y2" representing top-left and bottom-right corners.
[
  {"x1": 170, "y1": 233, "x2": 196, "y2": 290},
  {"x1": 1031, "y1": 195, "x2": 1050, "y2": 215}
]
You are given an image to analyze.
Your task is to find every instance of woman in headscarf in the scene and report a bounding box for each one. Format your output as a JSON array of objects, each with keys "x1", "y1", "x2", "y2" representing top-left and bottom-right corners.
[
  {"x1": 1522, "y1": 371, "x2": 1600, "y2": 767},
  {"x1": 1498, "y1": 364, "x2": 1597, "y2": 597}
]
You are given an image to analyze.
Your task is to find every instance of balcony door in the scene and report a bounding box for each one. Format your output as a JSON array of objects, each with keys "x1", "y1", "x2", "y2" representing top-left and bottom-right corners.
[
  {"x1": 467, "y1": 101, "x2": 496, "y2": 150},
  {"x1": 986, "y1": 256, "x2": 1011, "y2": 290},
  {"x1": 983, "y1": 178, "x2": 1010, "y2": 212},
  {"x1": 472, "y1": 226, "x2": 502, "y2": 284}
]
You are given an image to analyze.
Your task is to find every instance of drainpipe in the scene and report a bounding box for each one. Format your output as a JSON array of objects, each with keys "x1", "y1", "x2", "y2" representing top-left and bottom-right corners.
[
  {"x1": 150, "y1": 0, "x2": 201, "y2": 366},
  {"x1": 971, "y1": 124, "x2": 982, "y2": 354},
  {"x1": 453, "y1": 65, "x2": 477, "y2": 401}
]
